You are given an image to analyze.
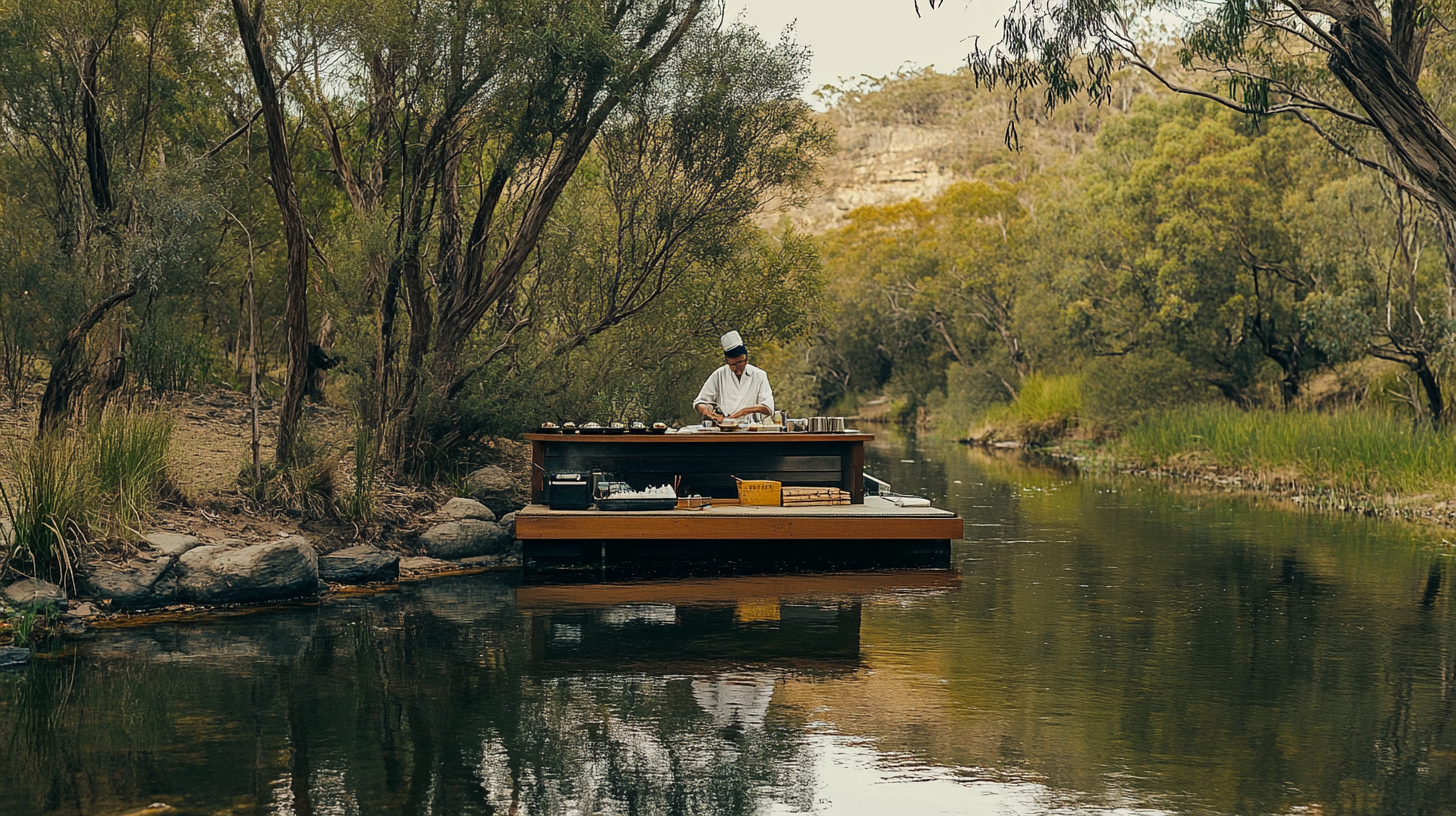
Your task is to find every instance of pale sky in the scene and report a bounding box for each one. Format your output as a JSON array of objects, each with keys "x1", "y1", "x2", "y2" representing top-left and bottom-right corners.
[{"x1": 720, "y1": 0, "x2": 1009, "y2": 106}]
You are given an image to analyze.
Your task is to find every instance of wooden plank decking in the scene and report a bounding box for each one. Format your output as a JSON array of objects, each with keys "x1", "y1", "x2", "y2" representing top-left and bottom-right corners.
[{"x1": 516, "y1": 495, "x2": 964, "y2": 541}]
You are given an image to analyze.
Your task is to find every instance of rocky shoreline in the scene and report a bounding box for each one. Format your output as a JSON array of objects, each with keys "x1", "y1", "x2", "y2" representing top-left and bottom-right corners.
[{"x1": 0, "y1": 464, "x2": 531, "y2": 667}]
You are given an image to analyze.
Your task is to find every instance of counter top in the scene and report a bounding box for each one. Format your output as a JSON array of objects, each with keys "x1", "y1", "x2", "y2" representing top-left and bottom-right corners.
[{"x1": 526, "y1": 432, "x2": 874, "y2": 443}]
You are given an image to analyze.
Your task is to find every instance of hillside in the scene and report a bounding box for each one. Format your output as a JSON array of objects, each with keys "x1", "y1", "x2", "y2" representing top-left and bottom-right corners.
[{"x1": 772, "y1": 67, "x2": 1167, "y2": 233}]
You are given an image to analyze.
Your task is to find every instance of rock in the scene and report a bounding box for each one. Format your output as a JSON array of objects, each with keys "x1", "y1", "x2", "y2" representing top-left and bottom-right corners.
[
  {"x1": 318, "y1": 545, "x2": 400, "y2": 584},
  {"x1": 499, "y1": 512, "x2": 517, "y2": 538},
  {"x1": 440, "y1": 497, "x2": 496, "y2": 521},
  {"x1": 65, "y1": 602, "x2": 100, "y2": 618},
  {"x1": 4, "y1": 579, "x2": 67, "y2": 611},
  {"x1": 418, "y1": 520, "x2": 513, "y2": 560},
  {"x1": 399, "y1": 556, "x2": 457, "y2": 576},
  {"x1": 465, "y1": 466, "x2": 522, "y2": 516},
  {"x1": 0, "y1": 647, "x2": 30, "y2": 670},
  {"x1": 457, "y1": 540, "x2": 522, "y2": 569},
  {"x1": 82, "y1": 558, "x2": 179, "y2": 610},
  {"x1": 143, "y1": 532, "x2": 202, "y2": 557},
  {"x1": 177, "y1": 535, "x2": 319, "y2": 605}
]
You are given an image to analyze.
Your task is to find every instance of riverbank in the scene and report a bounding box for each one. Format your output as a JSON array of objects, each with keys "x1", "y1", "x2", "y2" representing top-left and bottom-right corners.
[
  {"x1": 0, "y1": 386, "x2": 537, "y2": 653},
  {"x1": 968, "y1": 403, "x2": 1456, "y2": 532}
]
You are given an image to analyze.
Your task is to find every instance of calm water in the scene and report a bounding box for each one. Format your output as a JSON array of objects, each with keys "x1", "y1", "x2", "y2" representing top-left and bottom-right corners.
[{"x1": 4, "y1": 432, "x2": 1455, "y2": 816}]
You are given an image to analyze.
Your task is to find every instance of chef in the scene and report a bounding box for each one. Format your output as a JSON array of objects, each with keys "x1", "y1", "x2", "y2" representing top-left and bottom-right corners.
[{"x1": 694, "y1": 331, "x2": 775, "y2": 424}]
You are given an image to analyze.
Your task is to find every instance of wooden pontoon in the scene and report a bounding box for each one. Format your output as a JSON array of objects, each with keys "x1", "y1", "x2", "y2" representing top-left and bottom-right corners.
[{"x1": 518, "y1": 433, "x2": 964, "y2": 553}]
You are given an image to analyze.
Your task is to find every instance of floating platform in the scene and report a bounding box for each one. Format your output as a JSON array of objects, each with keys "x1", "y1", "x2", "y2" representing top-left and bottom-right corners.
[{"x1": 516, "y1": 495, "x2": 964, "y2": 542}]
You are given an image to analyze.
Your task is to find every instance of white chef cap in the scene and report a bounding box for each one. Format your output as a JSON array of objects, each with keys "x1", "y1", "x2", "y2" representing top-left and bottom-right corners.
[{"x1": 720, "y1": 331, "x2": 746, "y2": 357}]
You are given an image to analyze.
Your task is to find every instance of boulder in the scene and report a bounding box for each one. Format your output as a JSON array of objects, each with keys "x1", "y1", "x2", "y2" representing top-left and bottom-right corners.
[
  {"x1": 4, "y1": 579, "x2": 67, "y2": 611},
  {"x1": 83, "y1": 557, "x2": 179, "y2": 610},
  {"x1": 440, "y1": 497, "x2": 496, "y2": 521},
  {"x1": 65, "y1": 602, "x2": 100, "y2": 618},
  {"x1": 0, "y1": 647, "x2": 30, "y2": 670},
  {"x1": 143, "y1": 532, "x2": 202, "y2": 557},
  {"x1": 418, "y1": 520, "x2": 513, "y2": 560},
  {"x1": 398, "y1": 556, "x2": 457, "y2": 576},
  {"x1": 457, "y1": 540, "x2": 523, "y2": 569},
  {"x1": 465, "y1": 466, "x2": 521, "y2": 516},
  {"x1": 318, "y1": 545, "x2": 400, "y2": 584},
  {"x1": 177, "y1": 535, "x2": 319, "y2": 605},
  {"x1": 499, "y1": 512, "x2": 517, "y2": 538}
]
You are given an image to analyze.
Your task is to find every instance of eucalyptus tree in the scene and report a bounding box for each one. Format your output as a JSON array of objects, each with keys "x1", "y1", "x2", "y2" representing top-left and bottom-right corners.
[
  {"x1": 287, "y1": 0, "x2": 827, "y2": 470},
  {"x1": 922, "y1": 0, "x2": 1456, "y2": 418},
  {"x1": 0, "y1": 0, "x2": 234, "y2": 433}
]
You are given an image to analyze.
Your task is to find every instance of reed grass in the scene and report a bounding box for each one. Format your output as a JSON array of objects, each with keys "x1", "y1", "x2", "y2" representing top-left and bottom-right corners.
[
  {"x1": 90, "y1": 404, "x2": 175, "y2": 534},
  {"x1": 1122, "y1": 405, "x2": 1456, "y2": 496},
  {"x1": 0, "y1": 433, "x2": 95, "y2": 587},
  {"x1": 981, "y1": 373, "x2": 1084, "y2": 445}
]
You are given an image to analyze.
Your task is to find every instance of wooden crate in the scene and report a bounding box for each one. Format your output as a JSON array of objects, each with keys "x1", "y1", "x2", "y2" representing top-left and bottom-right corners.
[{"x1": 781, "y1": 486, "x2": 850, "y2": 506}]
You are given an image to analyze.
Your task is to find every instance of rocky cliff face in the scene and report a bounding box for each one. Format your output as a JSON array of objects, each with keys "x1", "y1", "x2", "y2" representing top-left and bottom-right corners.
[
  {"x1": 782, "y1": 122, "x2": 962, "y2": 232},
  {"x1": 762, "y1": 68, "x2": 1156, "y2": 234}
]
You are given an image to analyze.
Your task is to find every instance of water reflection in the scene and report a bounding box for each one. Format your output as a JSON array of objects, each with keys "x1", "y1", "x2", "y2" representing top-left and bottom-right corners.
[{"x1": 2, "y1": 432, "x2": 1456, "y2": 815}]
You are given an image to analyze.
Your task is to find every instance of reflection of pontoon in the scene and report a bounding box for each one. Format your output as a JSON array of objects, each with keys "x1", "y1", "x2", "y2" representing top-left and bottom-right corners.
[{"x1": 518, "y1": 571, "x2": 961, "y2": 676}]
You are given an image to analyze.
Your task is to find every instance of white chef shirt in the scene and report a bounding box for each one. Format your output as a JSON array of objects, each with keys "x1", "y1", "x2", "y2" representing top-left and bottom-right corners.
[{"x1": 693, "y1": 364, "x2": 775, "y2": 423}]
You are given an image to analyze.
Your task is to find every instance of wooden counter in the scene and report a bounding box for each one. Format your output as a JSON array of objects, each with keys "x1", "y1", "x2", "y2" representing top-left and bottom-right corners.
[{"x1": 527, "y1": 432, "x2": 872, "y2": 503}]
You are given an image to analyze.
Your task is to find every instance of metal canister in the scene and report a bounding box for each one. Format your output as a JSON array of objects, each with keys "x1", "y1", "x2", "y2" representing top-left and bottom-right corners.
[
  {"x1": 828, "y1": 416, "x2": 846, "y2": 432},
  {"x1": 809, "y1": 416, "x2": 827, "y2": 433}
]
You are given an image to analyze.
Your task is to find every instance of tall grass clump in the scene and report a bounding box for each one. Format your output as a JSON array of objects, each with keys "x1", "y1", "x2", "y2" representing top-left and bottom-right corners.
[
  {"x1": 980, "y1": 373, "x2": 1084, "y2": 445},
  {"x1": 241, "y1": 425, "x2": 336, "y2": 516},
  {"x1": 0, "y1": 433, "x2": 96, "y2": 587},
  {"x1": 1123, "y1": 405, "x2": 1456, "y2": 496},
  {"x1": 343, "y1": 415, "x2": 377, "y2": 523},
  {"x1": 90, "y1": 404, "x2": 175, "y2": 534}
]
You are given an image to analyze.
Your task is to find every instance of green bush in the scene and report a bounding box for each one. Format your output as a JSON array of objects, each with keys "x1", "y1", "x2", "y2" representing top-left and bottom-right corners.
[
  {"x1": 90, "y1": 404, "x2": 175, "y2": 535},
  {"x1": 1081, "y1": 350, "x2": 1206, "y2": 431},
  {"x1": 0, "y1": 433, "x2": 96, "y2": 587},
  {"x1": 130, "y1": 312, "x2": 215, "y2": 393}
]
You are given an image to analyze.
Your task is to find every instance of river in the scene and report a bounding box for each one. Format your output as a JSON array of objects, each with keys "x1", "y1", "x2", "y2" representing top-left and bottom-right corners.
[{"x1": 2, "y1": 430, "x2": 1454, "y2": 815}]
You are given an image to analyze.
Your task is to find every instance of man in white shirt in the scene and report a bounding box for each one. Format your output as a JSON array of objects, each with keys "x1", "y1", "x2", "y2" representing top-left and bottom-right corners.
[{"x1": 693, "y1": 331, "x2": 775, "y2": 424}]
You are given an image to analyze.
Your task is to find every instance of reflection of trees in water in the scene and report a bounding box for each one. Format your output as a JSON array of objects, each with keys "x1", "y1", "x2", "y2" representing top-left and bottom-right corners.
[{"x1": 0, "y1": 576, "x2": 819, "y2": 815}]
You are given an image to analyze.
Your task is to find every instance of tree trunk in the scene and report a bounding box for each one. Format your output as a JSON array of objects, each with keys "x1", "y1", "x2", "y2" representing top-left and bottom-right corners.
[
  {"x1": 231, "y1": 0, "x2": 309, "y2": 464},
  {"x1": 37, "y1": 285, "x2": 137, "y2": 436},
  {"x1": 81, "y1": 43, "x2": 113, "y2": 216},
  {"x1": 1326, "y1": 8, "x2": 1456, "y2": 217}
]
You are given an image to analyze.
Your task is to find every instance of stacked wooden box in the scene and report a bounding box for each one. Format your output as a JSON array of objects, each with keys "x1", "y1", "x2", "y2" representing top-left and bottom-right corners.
[{"x1": 781, "y1": 486, "x2": 850, "y2": 506}]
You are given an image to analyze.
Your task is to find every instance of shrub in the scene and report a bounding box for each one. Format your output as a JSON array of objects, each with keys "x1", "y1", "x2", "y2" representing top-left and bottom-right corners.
[
  {"x1": 0, "y1": 433, "x2": 95, "y2": 588},
  {"x1": 241, "y1": 425, "x2": 336, "y2": 516},
  {"x1": 1081, "y1": 350, "x2": 1206, "y2": 431},
  {"x1": 90, "y1": 404, "x2": 176, "y2": 535}
]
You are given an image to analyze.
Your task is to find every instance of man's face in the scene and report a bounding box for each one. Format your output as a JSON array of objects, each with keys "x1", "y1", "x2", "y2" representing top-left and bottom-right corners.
[{"x1": 727, "y1": 354, "x2": 748, "y2": 376}]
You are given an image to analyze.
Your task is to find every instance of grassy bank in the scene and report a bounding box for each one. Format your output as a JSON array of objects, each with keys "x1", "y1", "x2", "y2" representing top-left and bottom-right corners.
[{"x1": 1119, "y1": 406, "x2": 1456, "y2": 498}]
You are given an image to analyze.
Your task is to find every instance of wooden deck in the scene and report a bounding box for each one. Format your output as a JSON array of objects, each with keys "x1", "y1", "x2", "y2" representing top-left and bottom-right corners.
[{"x1": 516, "y1": 495, "x2": 964, "y2": 541}]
